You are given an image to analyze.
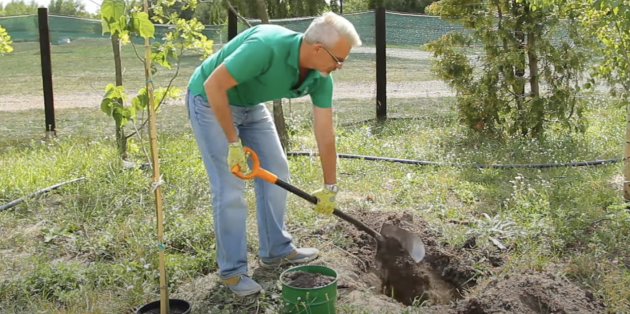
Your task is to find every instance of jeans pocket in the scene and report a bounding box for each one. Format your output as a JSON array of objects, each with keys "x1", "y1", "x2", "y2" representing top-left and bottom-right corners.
[{"x1": 194, "y1": 94, "x2": 211, "y2": 109}]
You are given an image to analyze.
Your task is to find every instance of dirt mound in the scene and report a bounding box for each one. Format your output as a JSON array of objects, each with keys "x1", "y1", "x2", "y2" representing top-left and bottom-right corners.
[
  {"x1": 447, "y1": 269, "x2": 607, "y2": 314},
  {"x1": 312, "y1": 208, "x2": 607, "y2": 313}
]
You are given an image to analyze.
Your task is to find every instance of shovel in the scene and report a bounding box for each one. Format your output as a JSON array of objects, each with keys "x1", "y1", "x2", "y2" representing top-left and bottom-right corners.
[{"x1": 231, "y1": 147, "x2": 426, "y2": 263}]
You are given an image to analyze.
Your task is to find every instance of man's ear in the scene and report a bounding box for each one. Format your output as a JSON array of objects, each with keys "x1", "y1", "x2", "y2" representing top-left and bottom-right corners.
[{"x1": 312, "y1": 43, "x2": 324, "y2": 53}]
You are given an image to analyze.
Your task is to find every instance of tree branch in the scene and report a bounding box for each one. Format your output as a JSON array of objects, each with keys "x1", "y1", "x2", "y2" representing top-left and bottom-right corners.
[
  {"x1": 224, "y1": 0, "x2": 252, "y2": 27},
  {"x1": 126, "y1": 46, "x2": 183, "y2": 140},
  {"x1": 130, "y1": 39, "x2": 145, "y2": 63}
]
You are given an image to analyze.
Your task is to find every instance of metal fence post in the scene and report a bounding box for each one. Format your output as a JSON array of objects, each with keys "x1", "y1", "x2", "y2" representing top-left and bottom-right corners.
[
  {"x1": 228, "y1": 6, "x2": 238, "y2": 41},
  {"x1": 38, "y1": 7, "x2": 55, "y2": 137},
  {"x1": 375, "y1": 6, "x2": 387, "y2": 121}
]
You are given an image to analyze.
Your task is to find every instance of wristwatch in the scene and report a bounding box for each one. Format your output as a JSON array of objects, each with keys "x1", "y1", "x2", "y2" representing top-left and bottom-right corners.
[{"x1": 324, "y1": 184, "x2": 338, "y2": 193}]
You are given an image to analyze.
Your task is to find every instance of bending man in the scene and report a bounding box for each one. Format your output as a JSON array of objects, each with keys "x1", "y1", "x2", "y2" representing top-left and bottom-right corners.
[{"x1": 186, "y1": 12, "x2": 362, "y2": 297}]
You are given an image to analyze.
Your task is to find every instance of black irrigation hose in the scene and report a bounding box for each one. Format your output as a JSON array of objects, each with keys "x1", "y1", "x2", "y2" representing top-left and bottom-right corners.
[
  {"x1": 286, "y1": 152, "x2": 623, "y2": 169},
  {"x1": 0, "y1": 177, "x2": 85, "y2": 212}
]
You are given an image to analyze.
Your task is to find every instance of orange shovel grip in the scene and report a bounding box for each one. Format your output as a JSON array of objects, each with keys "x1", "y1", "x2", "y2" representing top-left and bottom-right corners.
[{"x1": 231, "y1": 146, "x2": 278, "y2": 184}]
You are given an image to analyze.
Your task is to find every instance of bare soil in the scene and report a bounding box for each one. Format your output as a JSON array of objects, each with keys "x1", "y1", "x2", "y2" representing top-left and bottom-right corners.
[
  {"x1": 439, "y1": 269, "x2": 608, "y2": 314},
  {"x1": 311, "y1": 208, "x2": 608, "y2": 313},
  {"x1": 282, "y1": 270, "x2": 336, "y2": 288}
]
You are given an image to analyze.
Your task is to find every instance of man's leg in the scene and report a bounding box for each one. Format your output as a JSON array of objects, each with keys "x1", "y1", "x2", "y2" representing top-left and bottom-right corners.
[
  {"x1": 239, "y1": 103, "x2": 319, "y2": 266},
  {"x1": 186, "y1": 90, "x2": 261, "y2": 296}
]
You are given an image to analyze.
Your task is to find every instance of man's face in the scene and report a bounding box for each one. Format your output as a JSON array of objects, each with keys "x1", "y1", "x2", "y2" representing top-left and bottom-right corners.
[{"x1": 312, "y1": 36, "x2": 351, "y2": 77}]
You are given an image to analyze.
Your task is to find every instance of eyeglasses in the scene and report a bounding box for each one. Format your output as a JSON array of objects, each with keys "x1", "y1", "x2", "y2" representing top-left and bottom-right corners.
[{"x1": 320, "y1": 44, "x2": 344, "y2": 67}]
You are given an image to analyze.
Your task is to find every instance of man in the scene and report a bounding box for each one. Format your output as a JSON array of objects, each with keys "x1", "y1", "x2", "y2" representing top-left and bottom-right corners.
[{"x1": 185, "y1": 11, "x2": 362, "y2": 297}]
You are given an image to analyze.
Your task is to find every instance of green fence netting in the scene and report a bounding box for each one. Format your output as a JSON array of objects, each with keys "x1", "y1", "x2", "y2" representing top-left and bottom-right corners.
[{"x1": 0, "y1": 11, "x2": 467, "y2": 47}]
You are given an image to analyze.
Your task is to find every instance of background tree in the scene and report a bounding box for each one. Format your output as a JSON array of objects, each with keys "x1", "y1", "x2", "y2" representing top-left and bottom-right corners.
[
  {"x1": 0, "y1": 0, "x2": 40, "y2": 15},
  {"x1": 192, "y1": 0, "x2": 228, "y2": 25},
  {"x1": 47, "y1": 0, "x2": 92, "y2": 17},
  {"x1": 426, "y1": 0, "x2": 593, "y2": 137},
  {"x1": 528, "y1": 0, "x2": 630, "y2": 200},
  {"x1": 374, "y1": 0, "x2": 434, "y2": 13},
  {"x1": 228, "y1": 0, "x2": 328, "y2": 19},
  {"x1": 341, "y1": 0, "x2": 371, "y2": 12}
]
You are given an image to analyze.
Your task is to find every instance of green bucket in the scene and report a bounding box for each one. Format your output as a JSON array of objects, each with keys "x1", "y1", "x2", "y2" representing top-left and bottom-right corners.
[{"x1": 280, "y1": 265, "x2": 339, "y2": 314}]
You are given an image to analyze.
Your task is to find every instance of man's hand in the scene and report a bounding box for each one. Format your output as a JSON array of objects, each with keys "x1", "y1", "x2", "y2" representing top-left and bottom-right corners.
[
  {"x1": 227, "y1": 140, "x2": 250, "y2": 174},
  {"x1": 312, "y1": 186, "x2": 337, "y2": 215}
]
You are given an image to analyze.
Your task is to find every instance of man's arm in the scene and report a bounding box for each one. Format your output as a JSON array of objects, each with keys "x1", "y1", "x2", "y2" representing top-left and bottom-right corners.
[
  {"x1": 202, "y1": 38, "x2": 272, "y2": 142},
  {"x1": 313, "y1": 106, "x2": 336, "y2": 185},
  {"x1": 204, "y1": 64, "x2": 239, "y2": 143}
]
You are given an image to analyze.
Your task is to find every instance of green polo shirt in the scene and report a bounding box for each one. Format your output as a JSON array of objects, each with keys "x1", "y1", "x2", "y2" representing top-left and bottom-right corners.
[{"x1": 187, "y1": 24, "x2": 333, "y2": 108}]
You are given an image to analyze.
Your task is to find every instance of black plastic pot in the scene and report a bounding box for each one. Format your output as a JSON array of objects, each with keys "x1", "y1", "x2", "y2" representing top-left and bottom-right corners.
[{"x1": 135, "y1": 298, "x2": 191, "y2": 314}]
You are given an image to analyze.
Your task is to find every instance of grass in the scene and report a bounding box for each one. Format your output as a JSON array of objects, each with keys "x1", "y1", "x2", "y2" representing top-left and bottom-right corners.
[
  {"x1": 0, "y1": 38, "x2": 435, "y2": 97},
  {"x1": 1, "y1": 94, "x2": 630, "y2": 313}
]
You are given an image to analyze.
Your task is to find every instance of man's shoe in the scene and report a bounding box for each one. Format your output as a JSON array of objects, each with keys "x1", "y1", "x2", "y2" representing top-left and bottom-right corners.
[
  {"x1": 221, "y1": 275, "x2": 262, "y2": 297},
  {"x1": 260, "y1": 248, "x2": 319, "y2": 267}
]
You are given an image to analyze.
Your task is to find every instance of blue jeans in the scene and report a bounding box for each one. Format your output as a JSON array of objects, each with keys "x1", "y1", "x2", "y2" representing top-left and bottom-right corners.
[{"x1": 186, "y1": 89, "x2": 296, "y2": 279}]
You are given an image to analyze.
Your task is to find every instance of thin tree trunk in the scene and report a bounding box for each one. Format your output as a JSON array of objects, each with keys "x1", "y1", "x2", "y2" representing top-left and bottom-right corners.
[
  {"x1": 112, "y1": 33, "x2": 127, "y2": 160},
  {"x1": 512, "y1": 0, "x2": 527, "y2": 135},
  {"x1": 527, "y1": 30, "x2": 542, "y2": 135},
  {"x1": 255, "y1": 0, "x2": 289, "y2": 150},
  {"x1": 620, "y1": 45, "x2": 630, "y2": 201},
  {"x1": 527, "y1": 33, "x2": 539, "y2": 98},
  {"x1": 625, "y1": 99, "x2": 630, "y2": 201}
]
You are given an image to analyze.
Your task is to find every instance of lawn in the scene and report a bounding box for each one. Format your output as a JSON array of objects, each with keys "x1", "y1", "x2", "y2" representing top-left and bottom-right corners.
[
  {"x1": 1, "y1": 92, "x2": 629, "y2": 313},
  {"x1": 0, "y1": 38, "x2": 435, "y2": 97}
]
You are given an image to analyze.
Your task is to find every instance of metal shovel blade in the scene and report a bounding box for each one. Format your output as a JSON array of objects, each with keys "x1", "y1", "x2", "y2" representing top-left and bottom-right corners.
[{"x1": 380, "y1": 222, "x2": 426, "y2": 263}]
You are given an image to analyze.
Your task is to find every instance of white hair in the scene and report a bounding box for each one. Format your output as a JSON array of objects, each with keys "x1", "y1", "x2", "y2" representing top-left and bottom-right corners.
[{"x1": 303, "y1": 11, "x2": 362, "y2": 48}]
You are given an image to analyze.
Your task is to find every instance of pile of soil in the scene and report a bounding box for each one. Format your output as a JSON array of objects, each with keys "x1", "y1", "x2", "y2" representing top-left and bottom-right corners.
[
  {"x1": 312, "y1": 208, "x2": 607, "y2": 313},
  {"x1": 282, "y1": 270, "x2": 336, "y2": 288},
  {"x1": 440, "y1": 269, "x2": 607, "y2": 314}
]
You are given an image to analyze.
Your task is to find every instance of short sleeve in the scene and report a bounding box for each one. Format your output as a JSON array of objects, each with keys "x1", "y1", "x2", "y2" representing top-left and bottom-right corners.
[
  {"x1": 223, "y1": 38, "x2": 273, "y2": 84},
  {"x1": 309, "y1": 75, "x2": 333, "y2": 108}
]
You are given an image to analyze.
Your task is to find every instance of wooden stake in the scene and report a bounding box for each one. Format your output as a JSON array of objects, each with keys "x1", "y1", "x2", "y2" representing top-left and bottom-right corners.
[
  {"x1": 142, "y1": 0, "x2": 169, "y2": 312},
  {"x1": 624, "y1": 102, "x2": 630, "y2": 201}
]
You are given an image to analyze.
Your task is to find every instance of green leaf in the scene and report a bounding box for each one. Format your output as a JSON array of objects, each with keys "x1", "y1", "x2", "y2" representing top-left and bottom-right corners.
[
  {"x1": 127, "y1": 103, "x2": 136, "y2": 121},
  {"x1": 130, "y1": 12, "x2": 155, "y2": 39},
  {"x1": 132, "y1": 88, "x2": 149, "y2": 110},
  {"x1": 154, "y1": 87, "x2": 182, "y2": 110},
  {"x1": 100, "y1": 0, "x2": 126, "y2": 36},
  {"x1": 101, "y1": 19, "x2": 110, "y2": 35},
  {"x1": 117, "y1": 15, "x2": 128, "y2": 35},
  {"x1": 112, "y1": 107, "x2": 128, "y2": 127},
  {"x1": 103, "y1": 83, "x2": 126, "y2": 101},
  {"x1": 150, "y1": 42, "x2": 174, "y2": 69},
  {"x1": 101, "y1": 0, "x2": 126, "y2": 23},
  {"x1": 101, "y1": 98, "x2": 114, "y2": 116},
  {"x1": 102, "y1": 83, "x2": 128, "y2": 123}
]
